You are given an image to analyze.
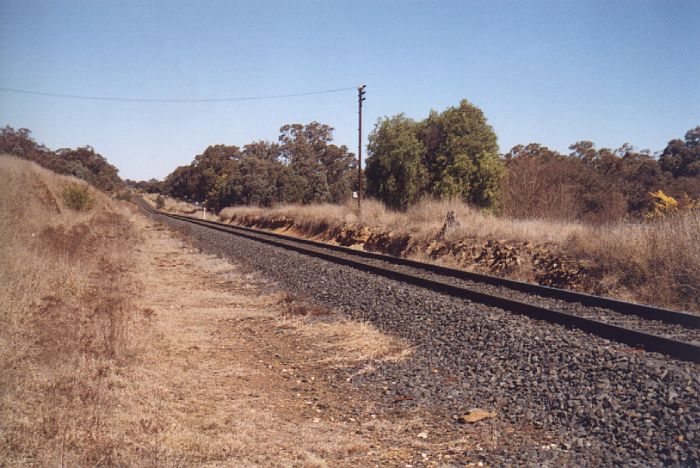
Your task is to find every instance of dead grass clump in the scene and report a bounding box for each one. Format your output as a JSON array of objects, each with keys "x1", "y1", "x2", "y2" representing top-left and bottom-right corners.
[
  {"x1": 0, "y1": 155, "x2": 138, "y2": 466},
  {"x1": 278, "y1": 294, "x2": 411, "y2": 364},
  {"x1": 306, "y1": 319, "x2": 413, "y2": 364}
]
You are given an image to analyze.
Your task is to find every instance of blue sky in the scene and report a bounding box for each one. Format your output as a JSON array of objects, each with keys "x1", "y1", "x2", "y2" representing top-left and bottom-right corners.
[{"x1": 1, "y1": 0, "x2": 698, "y2": 180}]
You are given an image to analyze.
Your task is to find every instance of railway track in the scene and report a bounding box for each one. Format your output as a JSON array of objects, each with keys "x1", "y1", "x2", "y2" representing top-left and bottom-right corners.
[{"x1": 138, "y1": 198, "x2": 700, "y2": 363}]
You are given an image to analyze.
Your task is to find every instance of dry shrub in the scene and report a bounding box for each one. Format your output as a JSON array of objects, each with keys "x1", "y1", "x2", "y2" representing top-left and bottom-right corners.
[
  {"x1": 61, "y1": 182, "x2": 94, "y2": 211},
  {"x1": 0, "y1": 155, "x2": 137, "y2": 465},
  {"x1": 501, "y1": 155, "x2": 581, "y2": 221},
  {"x1": 143, "y1": 193, "x2": 199, "y2": 215},
  {"x1": 501, "y1": 154, "x2": 629, "y2": 224},
  {"x1": 114, "y1": 188, "x2": 134, "y2": 202}
]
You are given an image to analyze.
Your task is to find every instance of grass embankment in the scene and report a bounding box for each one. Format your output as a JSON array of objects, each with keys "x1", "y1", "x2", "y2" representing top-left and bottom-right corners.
[
  {"x1": 0, "y1": 156, "x2": 138, "y2": 465},
  {"x1": 219, "y1": 198, "x2": 700, "y2": 313}
]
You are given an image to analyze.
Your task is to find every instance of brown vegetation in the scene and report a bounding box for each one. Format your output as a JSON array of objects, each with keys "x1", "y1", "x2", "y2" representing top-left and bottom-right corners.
[
  {"x1": 142, "y1": 192, "x2": 215, "y2": 218},
  {"x1": 219, "y1": 198, "x2": 700, "y2": 312},
  {"x1": 501, "y1": 133, "x2": 700, "y2": 223},
  {"x1": 0, "y1": 156, "x2": 137, "y2": 465}
]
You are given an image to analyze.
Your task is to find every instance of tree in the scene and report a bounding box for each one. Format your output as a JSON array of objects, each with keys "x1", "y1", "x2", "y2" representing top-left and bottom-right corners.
[
  {"x1": 217, "y1": 157, "x2": 278, "y2": 207},
  {"x1": 502, "y1": 142, "x2": 644, "y2": 222},
  {"x1": 56, "y1": 146, "x2": 122, "y2": 192},
  {"x1": 194, "y1": 144, "x2": 241, "y2": 202},
  {"x1": 421, "y1": 100, "x2": 503, "y2": 206},
  {"x1": 278, "y1": 122, "x2": 355, "y2": 204},
  {"x1": 242, "y1": 140, "x2": 280, "y2": 162},
  {"x1": 364, "y1": 99, "x2": 504, "y2": 209},
  {"x1": 504, "y1": 143, "x2": 561, "y2": 162},
  {"x1": 365, "y1": 114, "x2": 427, "y2": 209},
  {"x1": 660, "y1": 126, "x2": 700, "y2": 178},
  {"x1": 163, "y1": 165, "x2": 202, "y2": 200},
  {"x1": 501, "y1": 144, "x2": 579, "y2": 219},
  {"x1": 616, "y1": 144, "x2": 665, "y2": 213}
]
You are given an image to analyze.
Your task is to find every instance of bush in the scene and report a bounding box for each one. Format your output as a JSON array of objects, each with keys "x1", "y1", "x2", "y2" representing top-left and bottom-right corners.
[
  {"x1": 61, "y1": 183, "x2": 94, "y2": 211},
  {"x1": 155, "y1": 195, "x2": 165, "y2": 209},
  {"x1": 114, "y1": 189, "x2": 133, "y2": 202}
]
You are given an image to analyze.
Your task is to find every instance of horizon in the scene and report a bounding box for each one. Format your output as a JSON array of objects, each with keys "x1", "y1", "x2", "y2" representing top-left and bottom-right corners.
[{"x1": 1, "y1": 0, "x2": 698, "y2": 180}]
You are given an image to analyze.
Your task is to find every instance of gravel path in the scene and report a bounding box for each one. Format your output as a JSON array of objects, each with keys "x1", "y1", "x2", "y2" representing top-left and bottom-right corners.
[{"x1": 152, "y1": 212, "x2": 700, "y2": 466}]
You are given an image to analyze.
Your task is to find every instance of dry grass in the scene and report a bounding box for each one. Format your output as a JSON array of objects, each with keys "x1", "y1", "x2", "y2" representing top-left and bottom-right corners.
[
  {"x1": 277, "y1": 294, "x2": 412, "y2": 365},
  {"x1": 570, "y1": 213, "x2": 700, "y2": 308},
  {"x1": 0, "y1": 159, "x2": 422, "y2": 466},
  {"x1": 0, "y1": 155, "x2": 138, "y2": 465},
  {"x1": 306, "y1": 319, "x2": 412, "y2": 363},
  {"x1": 0, "y1": 157, "x2": 537, "y2": 464},
  {"x1": 219, "y1": 197, "x2": 700, "y2": 311},
  {"x1": 220, "y1": 197, "x2": 589, "y2": 245}
]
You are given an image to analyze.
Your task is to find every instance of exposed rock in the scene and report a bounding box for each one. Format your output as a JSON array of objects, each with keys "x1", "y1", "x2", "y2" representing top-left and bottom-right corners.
[
  {"x1": 221, "y1": 215, "x2": 609, "y2": 297},
  {"x1": 457, "y1": 409, "x2": 497, "y2": 424}
]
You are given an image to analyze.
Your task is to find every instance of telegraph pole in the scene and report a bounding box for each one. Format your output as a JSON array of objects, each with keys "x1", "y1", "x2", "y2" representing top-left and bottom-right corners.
[{"x1": 357, "y1": 84, "x2": 366, "y2": 211}]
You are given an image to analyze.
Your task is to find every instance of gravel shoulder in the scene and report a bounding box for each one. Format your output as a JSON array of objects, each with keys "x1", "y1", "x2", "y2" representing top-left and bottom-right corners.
[
  {"x1": 149, "y1": 210, "x2": 700, "y2": 466},
  {"x1": 120, "y1": 212, "x2": 557, "y2": 466}
]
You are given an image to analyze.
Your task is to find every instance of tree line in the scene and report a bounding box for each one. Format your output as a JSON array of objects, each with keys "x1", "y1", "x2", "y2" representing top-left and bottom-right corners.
[
  {"x1": 501, "y1": 133, "x2": 700, "y2": 222},
  {"x1": 142, "y1": 122, "x2": 356, "y2": 212},
  {"x1": 2, "y1": 99, "x2": 698, "y2": 223},
  {"x1": 0, "y1": 126, "x2": 122, "y2": 192},
  {"x1": 364, "y1": 100, "x2": 699, "y2": 223},
  {"x1": 150, "y1": 98, "x2": 697, "y2": 224}
]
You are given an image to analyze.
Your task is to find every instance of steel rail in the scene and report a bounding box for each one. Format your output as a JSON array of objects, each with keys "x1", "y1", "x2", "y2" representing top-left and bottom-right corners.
[
  {"x1": 138, "y1": 200, "x2": 700, "y2": 328},
  {"x1": 138, "y1": 198, "x2": 700, "y2": 363}
]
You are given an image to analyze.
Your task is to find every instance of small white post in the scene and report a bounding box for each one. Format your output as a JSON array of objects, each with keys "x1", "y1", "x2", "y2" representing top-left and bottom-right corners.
[{"x1": 203, "y1": 207, "x2": 206, "y2": 219}]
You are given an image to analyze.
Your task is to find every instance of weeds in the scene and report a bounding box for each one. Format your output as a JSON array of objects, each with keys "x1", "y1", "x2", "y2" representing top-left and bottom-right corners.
[{"x1": 114, "y1": 189, "x2": 134, "y2": 202}]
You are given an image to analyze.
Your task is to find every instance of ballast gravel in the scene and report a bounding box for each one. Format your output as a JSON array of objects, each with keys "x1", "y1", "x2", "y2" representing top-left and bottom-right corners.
[{"x1": 152, "y1": 213, "x2": 700, "y2": 467}]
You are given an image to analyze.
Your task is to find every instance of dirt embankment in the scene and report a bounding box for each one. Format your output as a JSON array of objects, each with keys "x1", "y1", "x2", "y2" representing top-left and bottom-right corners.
[
  {"x1": 0, "y1": 156, "x2": 138, "y2": 465},
  {"x1": 220, "y1": 213, "x2": 604, "y2": 295}
]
